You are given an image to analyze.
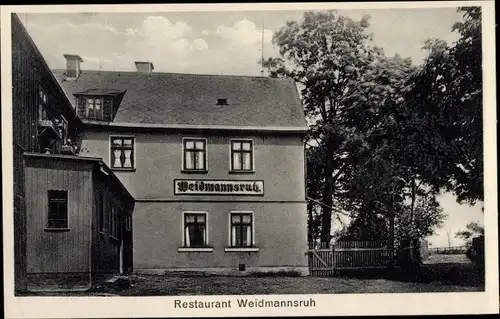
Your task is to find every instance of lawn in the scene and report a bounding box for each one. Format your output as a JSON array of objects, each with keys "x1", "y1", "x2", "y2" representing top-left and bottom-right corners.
[{"x1": 23, "y1": 255, "x2": 484, "y2": 296}]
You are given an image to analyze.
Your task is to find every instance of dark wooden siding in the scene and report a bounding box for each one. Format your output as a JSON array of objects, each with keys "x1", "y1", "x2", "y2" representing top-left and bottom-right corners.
[
  {"x1": 24, "y1": 157, "x2": 94, "y2": 274},
  {"x1": 92, "y1": 171, "x2": 134, "y2": 274},
  {"x1": 11, "y1": 13, "x2": 82, "y2": 291}
]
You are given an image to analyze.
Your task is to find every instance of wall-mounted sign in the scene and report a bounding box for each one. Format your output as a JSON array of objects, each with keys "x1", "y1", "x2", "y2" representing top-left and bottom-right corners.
[{"x1": 174, "y1": 179, "x2": 264, "y2": 196}]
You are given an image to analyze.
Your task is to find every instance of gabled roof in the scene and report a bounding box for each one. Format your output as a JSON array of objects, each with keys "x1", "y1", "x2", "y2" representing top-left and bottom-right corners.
[{"x1": 52, "y1": 69, "x2": 308, "y2": 131}]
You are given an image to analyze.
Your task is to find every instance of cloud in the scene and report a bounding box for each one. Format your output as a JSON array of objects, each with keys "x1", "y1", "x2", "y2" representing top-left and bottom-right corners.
[
  {"x1": 129, "y1": 16, "x2": 192, "y2": 40},
  {"x1": 190, "y1": 38, "x2": 208, "y2": 51},
  {"x1": 215, "y1": 19, "x2": 272, "y2": 46},
  {"x1": 172, "y1": 38, "x2": 189, "y2": 50},
  {"x1": 24, "y1": 14, "x2": 276, "y2": 75}
]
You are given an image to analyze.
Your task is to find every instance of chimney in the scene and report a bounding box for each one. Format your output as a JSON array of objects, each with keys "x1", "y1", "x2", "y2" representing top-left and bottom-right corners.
[
  {"x1": 63, "y1": 54, "x2": 84, "y2": 79},
  {"x1": 135, "y1": 61, "x2": 154, "y2": 74}
]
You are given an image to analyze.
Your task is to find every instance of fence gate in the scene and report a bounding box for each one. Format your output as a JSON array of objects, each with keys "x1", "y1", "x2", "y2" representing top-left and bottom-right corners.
[
  {"x1": 308, "y1": 243, "x2": 335, "y2": 276},
  {"x1": 308, "y1": 241, "x2": 396, "y2": 276},
  {"x1": 334, "y1": 241, "x2": 393, "y2": 269}
]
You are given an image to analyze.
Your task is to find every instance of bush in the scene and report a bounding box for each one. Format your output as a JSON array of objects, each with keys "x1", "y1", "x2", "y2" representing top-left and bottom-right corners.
[{"x1": 467, "y1": 236, "x2": 484, "y2": 269}]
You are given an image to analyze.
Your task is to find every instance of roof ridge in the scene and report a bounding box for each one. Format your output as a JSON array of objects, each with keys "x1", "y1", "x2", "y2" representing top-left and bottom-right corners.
[{"x1": 52, "y1": 68, "x2": 293, "y2": 81}]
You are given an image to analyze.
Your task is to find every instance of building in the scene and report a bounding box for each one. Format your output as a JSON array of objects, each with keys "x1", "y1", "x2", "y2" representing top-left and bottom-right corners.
[
  {"x1": 52, "y1": 56, "x2": 310, "y2": 275},
  {"x1": 11, "y1": 11, "x2": 310, "y2": 291},
  {"x1": 11, "y1": 13, "x2": 133, "y2": 292}
]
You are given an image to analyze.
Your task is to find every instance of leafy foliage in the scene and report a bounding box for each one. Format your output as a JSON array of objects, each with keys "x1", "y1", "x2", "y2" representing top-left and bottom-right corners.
[
  {"x1": 264, "y1": 10, "x2": 376, "y2": 242},
  {"x1": 455, "y1": 221, "x2": 484, "y2": 245},
  {"x1": 405, "y1": 7, "x2": 483, "y2": 205},
  {"x1": 266, "y1": 7, "x2": 482, "y2": 245}
]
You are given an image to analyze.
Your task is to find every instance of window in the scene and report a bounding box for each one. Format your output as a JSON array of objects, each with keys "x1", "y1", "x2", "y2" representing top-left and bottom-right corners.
[
  {"x1": 216, "y1": 98, "x2": 228, "y2": 105},
  {"x1": 47, "y1": 190, "x2": 68, "y2": 229},
  {"x1": 231, "y1": 140, "x2": 253, "y2": 171},
  {"x1": 230, "y1": 213, "x2": 253, "y2": 247},
  {"x1": 183, "y1": 213, "x2": 207, "y2": 248},
  {"x1": 85, "y1": 98, "x2": 103, "y2": 120},
  {"x1": 38, "y1": 85, "x2": 49, "y2": 120},
  {"x1": 183, "y1": 138, "x2": 206, "y2": 171},
  {"x1": 110, "y1": 136, "x2": 134, "y2": 170}
]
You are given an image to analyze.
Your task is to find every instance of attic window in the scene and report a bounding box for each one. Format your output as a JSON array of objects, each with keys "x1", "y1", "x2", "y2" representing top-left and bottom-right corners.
[{"x1": 216, "y1": 98, "x2": 228, "y2": 105}]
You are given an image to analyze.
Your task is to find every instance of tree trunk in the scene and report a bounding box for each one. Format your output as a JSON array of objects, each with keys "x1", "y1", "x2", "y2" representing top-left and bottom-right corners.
[
  {"x1": 307, "y1": 201, "x2": 313, "y2": 245},
  {"x1": 320, "y1": 142, "x2": 334, "y2": 244},
  {"x1": 409, "y1": 178, "x2": 417, "y2": 260},
  {"x1": 388, "y1": 182, "x2": 395, "y2": 269}
]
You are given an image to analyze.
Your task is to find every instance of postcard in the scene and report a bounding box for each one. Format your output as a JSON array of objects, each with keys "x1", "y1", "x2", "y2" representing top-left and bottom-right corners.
[{"x1": 1, "y1": 2, "x2": 498, "y2": 318}]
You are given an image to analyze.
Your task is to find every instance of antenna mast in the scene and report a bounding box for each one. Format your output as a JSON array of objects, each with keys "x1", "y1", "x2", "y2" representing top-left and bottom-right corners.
[{"x1": 260, "y1": 16, "x2": 264, "y2": 77}]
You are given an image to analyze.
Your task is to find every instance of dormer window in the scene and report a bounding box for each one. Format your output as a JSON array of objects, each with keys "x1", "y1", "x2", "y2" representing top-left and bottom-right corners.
[
  {"x1": 85, "y1": 97, "x2": 103, "y2": 120},
  {"x1": 216, "y1": 98, "x2": 228, "y2": 105}
]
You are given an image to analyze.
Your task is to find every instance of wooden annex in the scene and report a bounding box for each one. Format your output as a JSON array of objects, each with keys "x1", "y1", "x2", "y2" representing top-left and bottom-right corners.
[{"x1": 23, "y1": 153, "x2": 134, "y2": 291}]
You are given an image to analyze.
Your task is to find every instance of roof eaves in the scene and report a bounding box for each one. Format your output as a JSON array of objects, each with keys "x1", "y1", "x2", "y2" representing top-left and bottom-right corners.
[
  {"x1": 23, "y1": 152, "x2": 135, "y2": 203},
  {"x1": 81, "y1": 120, "x2": 309, "y2": 134}
]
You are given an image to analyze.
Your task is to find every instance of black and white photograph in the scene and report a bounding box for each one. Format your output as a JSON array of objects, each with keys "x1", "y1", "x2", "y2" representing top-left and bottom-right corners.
[{"x1": 1, "y1": 2, "x2": 498, "y2": 318}]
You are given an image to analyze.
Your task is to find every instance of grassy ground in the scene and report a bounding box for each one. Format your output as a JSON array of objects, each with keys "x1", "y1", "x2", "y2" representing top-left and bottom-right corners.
[{"x1": 22, "y1": 254, "x2": 484, "y2": 296}]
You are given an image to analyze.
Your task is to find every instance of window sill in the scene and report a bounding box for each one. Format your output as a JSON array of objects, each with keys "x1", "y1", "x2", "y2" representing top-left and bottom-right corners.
[
  {"x1": 224, "y1": 247, "x2": 259, "y2": 252},
  {"x1": 178, "y1": 247, "x2": 214, "y2": 252},
  {"x1": 229, "y1": 170, "x2": 255, "y2": 174},
  {"x1": 181, "y1": 170, "x2": 208, "y2": 174},
  {"x1": 44, "y1": 228, "x2": 71, "y2": 232},
  {"x1": 111, "y1": 167, "x2": 136, "y2": 172}
]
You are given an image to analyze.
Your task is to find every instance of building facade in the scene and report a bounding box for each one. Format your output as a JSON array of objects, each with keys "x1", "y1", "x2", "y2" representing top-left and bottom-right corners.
[
  {"x1": 53, "y1": 58, "x2": 310, "y2": 275},
  {"x1": 11, "y1": 12, "x2": 310, "y2": 289},
  {"x1": 23, "y1": 153, "x2": 134, "y2": 291}
]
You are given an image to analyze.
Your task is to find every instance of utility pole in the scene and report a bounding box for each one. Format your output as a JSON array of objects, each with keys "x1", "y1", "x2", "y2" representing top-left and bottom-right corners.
[
  {"x1": 447, "y1": 229, "x2": 451, "y2": 248},
  {"x1": 260, "y1": 16, "x2": 265, "y2": 77}
]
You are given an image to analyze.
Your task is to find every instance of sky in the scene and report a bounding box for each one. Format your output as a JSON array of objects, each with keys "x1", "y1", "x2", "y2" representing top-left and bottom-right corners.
[
  {"x1": 20, "y1": 8, "x2": 464, "y2": 75},
  {"x1": 18, "y1": 8, "x2": 484, "y2": 246}
]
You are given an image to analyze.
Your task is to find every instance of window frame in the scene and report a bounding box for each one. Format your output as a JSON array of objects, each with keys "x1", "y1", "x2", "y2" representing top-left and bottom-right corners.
[
  {"x1": 46, "y1": 189, "x2": 69, "y2": 231},
  {"x1": 109, "y1": 135, "x2": 136, "y2": 171},
  {"x1": 85, "y1": 97, "x2": 104, "y2": 120},
  {"x1": 179, "y1": 211, "x2": 213, "y2": 252},
  {"x1": 227, "y1": 211, "x2": 257, "y2": 250},
  {"x1": 181, "y1": 137, "x2": 208, "y2": 173},
  {"x1": 229, "y1": 139, "x2": 255, "y2": 173}
]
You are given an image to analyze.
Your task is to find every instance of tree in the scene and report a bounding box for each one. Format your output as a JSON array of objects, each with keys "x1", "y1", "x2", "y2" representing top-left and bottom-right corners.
[
  {"x1": 395, "y1": 193, "x2": 447, "y2": 245},
  {"x1": 405, "y1": 7, "x2": 483, "y2": 205},
  {"x1": 455, "y1": 221, "x2": 484, "y2": 245},
  {"x1": 264, "y1": 10, "x2": 376, "y2": 243},
  {"x1": 339, "y1": 211, "x2": 389, "y2": 241}
]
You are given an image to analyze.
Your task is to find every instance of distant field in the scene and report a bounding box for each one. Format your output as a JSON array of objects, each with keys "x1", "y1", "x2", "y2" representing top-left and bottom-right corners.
[{"x1": 425, "y1": 254, "x2": 470, "y2": 264}]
